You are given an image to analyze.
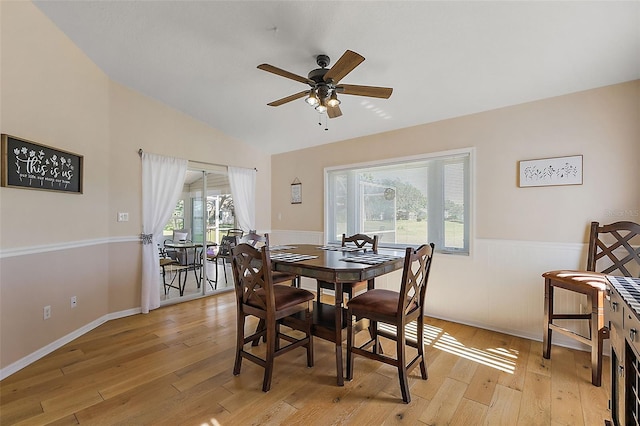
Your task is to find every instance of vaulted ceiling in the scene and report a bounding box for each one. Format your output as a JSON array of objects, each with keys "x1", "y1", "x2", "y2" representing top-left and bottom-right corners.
[{"x1": 34, "y1": 1, "x2": 640, "y2": 155}]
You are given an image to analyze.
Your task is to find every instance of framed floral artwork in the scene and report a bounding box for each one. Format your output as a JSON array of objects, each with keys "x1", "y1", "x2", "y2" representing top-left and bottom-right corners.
[{"x1": 518, "y1": 155, "x2": 582, "y2": 188}]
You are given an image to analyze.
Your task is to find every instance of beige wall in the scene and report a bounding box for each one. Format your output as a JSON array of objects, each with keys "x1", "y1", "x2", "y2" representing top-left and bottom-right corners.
[
  {"x1": 0, "y1": 2, "x2": 271, "y2": 372},
  {"x1": 271, "y1": 81, "x2": 639, "y2": 348},
  {"x1": 272, "y1": 81, "x2": 640, "y2": 242}
]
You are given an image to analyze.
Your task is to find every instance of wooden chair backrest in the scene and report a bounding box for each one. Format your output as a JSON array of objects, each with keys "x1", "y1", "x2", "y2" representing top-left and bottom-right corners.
[
  {"x1": 342, "y1": 233, "x2": 379, "y2": 251},
  {"x1": 231, "y1": 243, "x2": 274, "y2": 312},
  {"x1": 587, "y1": 221, "x2": 640, "y2": 277},
  {"x1": 398, "y1": 243, "x2": 435, "y2": 316}
]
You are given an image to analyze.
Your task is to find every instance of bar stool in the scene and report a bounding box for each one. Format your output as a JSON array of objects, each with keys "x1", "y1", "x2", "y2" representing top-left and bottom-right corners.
[{"x1": 542, "y1": 221, "x2": 640, "y2": 386}]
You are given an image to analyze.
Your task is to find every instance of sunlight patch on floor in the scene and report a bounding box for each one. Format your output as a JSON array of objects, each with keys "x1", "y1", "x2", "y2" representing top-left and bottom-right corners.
[{"x1": 379, "y1": 322, "x2": 517, "y2": 374}]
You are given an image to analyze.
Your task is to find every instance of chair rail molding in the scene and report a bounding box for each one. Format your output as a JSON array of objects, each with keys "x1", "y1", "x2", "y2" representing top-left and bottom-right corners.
[{"x1": 0, "y1": 236, "x2": 140, "y2": 258}]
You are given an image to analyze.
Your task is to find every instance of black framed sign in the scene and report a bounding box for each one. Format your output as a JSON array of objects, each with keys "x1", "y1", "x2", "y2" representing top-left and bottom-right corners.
[{"x1": 1, "y1": 134, "x2": 83, "y2": 194}]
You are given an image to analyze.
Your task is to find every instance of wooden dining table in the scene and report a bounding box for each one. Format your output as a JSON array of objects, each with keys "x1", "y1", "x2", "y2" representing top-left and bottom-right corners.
[{"x1": 268, "y1": 244, "x2": 406, "y2": 385}]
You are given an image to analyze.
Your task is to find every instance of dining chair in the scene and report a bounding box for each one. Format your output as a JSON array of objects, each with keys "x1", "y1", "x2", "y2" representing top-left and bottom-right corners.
[
  {"x1": 159, "y1": 257, "x2": 179, "y2": 295},
  {"x1": 346, "y1": 243, "x2": 435, "y2": 403},
  {"x1": 164, "y1": 228, "x2": 193, "y2": 265},
  {"x1": 231, "y1": 243, "x2": 314, "y2": 392},
  {"x1": 206, "y1": 235, "x2": 238, "y2": 288},
  {"x1": 240, "y1": 231, "x2": 302, "y2": 346},
  {"x1": 317, "y1": 233, "x2": 379, "y2": 303},
  {"x1": 543, "y1": 221, "x2": 640, "y2": 386},
  {"x1": 163, "y1": 229, "x2": 203, "y2": 291}
]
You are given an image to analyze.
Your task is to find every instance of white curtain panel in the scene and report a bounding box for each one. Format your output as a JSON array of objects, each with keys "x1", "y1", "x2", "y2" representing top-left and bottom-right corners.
[
  {"x1": 228, "y1": 166, "x2": 256, "y2": 232},
  {"x1": 141, "y1": 152, "x2": 188, "y2": 313}
]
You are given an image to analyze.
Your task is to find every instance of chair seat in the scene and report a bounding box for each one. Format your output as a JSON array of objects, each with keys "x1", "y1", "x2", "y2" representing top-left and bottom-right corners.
[
  {"x1": 542, "y1": 270, "x2": 608, "y2": 291},
  {"x1": 248, "y1": 286, "x2": 314, "y2": 311},
  {"x1": 348, "y1": 289, "x2": 417, "y2": 318},
  {"x1": 160, "y1": 258, "x2": 178, "y2": 267}
]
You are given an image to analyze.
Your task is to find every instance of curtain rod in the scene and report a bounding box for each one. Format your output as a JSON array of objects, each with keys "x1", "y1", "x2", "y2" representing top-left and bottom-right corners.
[{"x1": 138, "y1": 148, "x2": 257, "y2": 171}]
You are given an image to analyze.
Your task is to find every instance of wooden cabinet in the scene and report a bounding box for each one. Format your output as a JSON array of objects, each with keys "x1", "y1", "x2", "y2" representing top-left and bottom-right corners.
[{"x1": 607, "y1": 276, "x2": 640, "y2": 426}]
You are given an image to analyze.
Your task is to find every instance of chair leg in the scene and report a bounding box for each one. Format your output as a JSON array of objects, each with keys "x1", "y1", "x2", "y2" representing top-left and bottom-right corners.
[
  {"x1": 263, "y1": 317, "x2": 276, "y2": 392},
  {"x1": 193, "y1": 263, "x2": 200, "y2": 288},
  {"x1": 542, "y1": 278, "x2": 553, "y2": 359},
  {"x1": 162, "y1": 266, "x2": 169, "y2": 295},
  {"x1": 417, "y1": 315, "x2": 428, "y2": 380},
  {"x1": 233, "y1": 311, "x2": 245, "y2": 375},
  {"x1": 178, "y1": 269, "x2": 187, "y2": 296},
  {"x1": 346, "y1": 310, "x2": 355, "y2": 381},
  {"x1": 589, "y1": 290, "x2": 608, "y2": 387},
  {"x1": 306, "y1": 308, "x2": 314, "y2": 367},
  {"x1": 397, "y1": 323, "x2": 411, "y2": 404},
  {"x1": 593, "y1": 327, "x2": 609, "y2": 387},
  {"x1": 371, "y1": 320, "x2": 381, "y2": 355}
]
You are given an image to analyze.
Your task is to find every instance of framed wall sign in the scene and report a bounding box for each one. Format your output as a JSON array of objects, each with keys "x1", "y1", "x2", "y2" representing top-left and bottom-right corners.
[
  {"x1": 1, "y1": 134, "x2": 83, "y2": 193},
  {"x1": 518, "y1": 155, "x2": 583, "y2": 188},
  {"x1": 291, "y1": 178, "x2": 302, "y2": 204}
]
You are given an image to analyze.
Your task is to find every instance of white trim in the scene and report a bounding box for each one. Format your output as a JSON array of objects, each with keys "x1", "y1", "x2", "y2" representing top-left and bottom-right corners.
[
  {"x1": 324, "y1": 147, "x2": 474, "y2": 252},
  {"x1": 0, "y1": 236, "x2": 140, "y2": 259},
  {"x1": 323, "y1": 147, "x2": 475, "y2": 173},
  {"x1": 0, "y1": 307, "x2": 142, "y2": 381}
]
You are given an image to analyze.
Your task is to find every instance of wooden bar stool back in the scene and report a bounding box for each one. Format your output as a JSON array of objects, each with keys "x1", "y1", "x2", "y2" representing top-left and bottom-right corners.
[
  {"x1": 543, "y1": 221, "x2": 640, "y2": 386},
  {"x1": 230, "y1": 243, "x2": 314, "y2": 392},
  {"x1": 346, "y1": 243, "x2": 435, "y2": 403}
]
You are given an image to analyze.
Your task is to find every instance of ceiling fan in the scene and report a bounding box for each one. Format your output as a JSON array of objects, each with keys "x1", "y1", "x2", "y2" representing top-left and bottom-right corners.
[{"x1": 257, "y1": 50, "x2": 393, "y2": 119}]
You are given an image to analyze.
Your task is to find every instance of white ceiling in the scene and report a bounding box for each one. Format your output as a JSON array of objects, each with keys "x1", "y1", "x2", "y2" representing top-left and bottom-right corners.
[{"x1": 34, "y1": 1, "x2": 640, "y2": 155}]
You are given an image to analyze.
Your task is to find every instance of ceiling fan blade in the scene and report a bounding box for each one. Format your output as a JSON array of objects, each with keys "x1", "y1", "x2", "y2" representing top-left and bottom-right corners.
[
  {"x1": 338, "y1": 84, "x2": 393, "y2": 99},
  {"x1": 258, "y1": 64, "x2": 314, "y2": 85},
  {"x1": 327, "y1": 105, "x2": 342, "y2": 119},
  {"x1": 267, "y1": 90, "x2": 309, "y2": 107},
  {"x1": 323, "y1": 50, "x2": 365, "y2": 84}
]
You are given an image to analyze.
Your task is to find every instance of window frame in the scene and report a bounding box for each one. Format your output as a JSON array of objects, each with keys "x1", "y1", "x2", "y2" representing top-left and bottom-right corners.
[{"x1": 324, "y1": 147, "x2": 474, "y2": 255}]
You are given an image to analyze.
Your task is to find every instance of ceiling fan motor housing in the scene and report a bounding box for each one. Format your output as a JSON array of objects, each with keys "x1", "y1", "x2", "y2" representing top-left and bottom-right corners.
[
  {"x1": 316, "y1": 54, "x2": 330, "y2": 68},
  {"x1": 308, "y1": 68, "x2": 330, "y2": 85}
]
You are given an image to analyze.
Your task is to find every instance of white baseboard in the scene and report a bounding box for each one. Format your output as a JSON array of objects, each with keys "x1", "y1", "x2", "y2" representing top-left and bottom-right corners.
[{"x1": 0, "y1": 307, "x2": 141, "y2": 380}]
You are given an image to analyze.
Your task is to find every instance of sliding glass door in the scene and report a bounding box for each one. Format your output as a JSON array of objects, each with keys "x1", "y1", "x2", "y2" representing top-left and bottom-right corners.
[{"x1": 160, "y1": 167, "x2": 235, "y2": 304}]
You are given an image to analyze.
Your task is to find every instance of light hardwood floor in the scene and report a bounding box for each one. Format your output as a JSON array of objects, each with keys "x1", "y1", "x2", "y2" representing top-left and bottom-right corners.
[{"x1": 1, "y1": 291, "x2": 611, "y2": 425}]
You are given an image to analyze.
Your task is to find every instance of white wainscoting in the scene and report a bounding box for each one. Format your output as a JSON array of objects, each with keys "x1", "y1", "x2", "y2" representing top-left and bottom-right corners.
[
  {"x1": 0, "y1": 231, "x2": 606, "y2": 380},
  {"x1": 268, "y1": 230, "x2": 602, "y2": 353}
]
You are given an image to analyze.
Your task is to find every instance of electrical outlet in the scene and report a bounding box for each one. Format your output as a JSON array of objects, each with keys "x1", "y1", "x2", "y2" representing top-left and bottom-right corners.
[
  {"x1": 71, "y1": 296, "x2": 77, "y2": 308},
  {"x1": 44, "y1": 305, "x2": 51, "y2": 320},
  {"x1": 117, "y1": 212, "x2": 129, "y2": 222}
]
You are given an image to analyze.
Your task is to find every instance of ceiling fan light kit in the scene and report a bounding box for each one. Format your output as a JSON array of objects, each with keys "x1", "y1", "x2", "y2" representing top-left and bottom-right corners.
[{"x1": 257, "y1": 50, "x2": 393, "y2": 122}]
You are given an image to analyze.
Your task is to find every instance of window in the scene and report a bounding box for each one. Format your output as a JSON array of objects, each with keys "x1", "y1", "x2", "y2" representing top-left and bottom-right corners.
[
  {"x1": 325, "y1": 149, "x2": 472, "y2": 254},
  {"x1": 164, "y1": 199, "x2": 185, "y2": 237}
]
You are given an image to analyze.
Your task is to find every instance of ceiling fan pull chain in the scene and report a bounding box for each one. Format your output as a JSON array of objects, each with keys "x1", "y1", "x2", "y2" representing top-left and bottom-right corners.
[{"x1": 325, "y1": 114, "x2": 329, "y2": 131}]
